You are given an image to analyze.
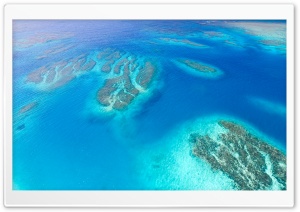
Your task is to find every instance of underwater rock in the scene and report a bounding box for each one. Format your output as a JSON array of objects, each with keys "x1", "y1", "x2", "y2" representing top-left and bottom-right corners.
[
  {"x1": 136, "y1": 61, "x2": 155, "y2": 89},
  {"x1": 203, "y1": 31, "x2": 224, "y2": 37},
  {"x1": 221, "y1": 21, "x2": 286, "y2": 52},
  {"x1": 17, "y1": 124, "x2": 26, "y2": 131},
  {"x1": 224, "y1": 40, "x2": 239, "y2": 46},
  {"x1": 96, "y1": 52, "x2": 156, "y2": 111},
  {"x1": 36, "y1": 44, "x2": 74, "y2": 59},
  {"x1": 97, "y1": 71, "x2": 140, "y2": 110},
  {"x1": 26, "y1": 66, "x2": 48, "y2": 84},
  {"x1": 50, "y1": 75, "x2": 75, "y2": 89},
  {"x1": 19, "y1": 102, "x2": 38, "y2": 114},
  {"x1": 190, "y1": 120, "x2": 286, "y2": 190},
  {"x1": 105, "y1": 51, "x2": 122, "y2": 60},
  {"x1": 260, "y1": 39, "x2": 285, "y2": 46},
  {"x1": 26, "y1": 54, "x2": 96, "y2": 90},
  {"x1": 97, "y1": 48, "x2": 116, "y2": 60},
  {"x1": 73, "y1": 57, "x2": 87, "y2": 71},
  {"x1": 101, "y1": 59, "x2": 116, "y2": 73},
  {"x1": 81, "y1": 59, "x2": 96, "y2": 71},
  {"x1": 54, "y1": 61, "x2": 69, "y2": 72},
  {"x1": 14, "y1": 32, "x2": 73, "y2": 49},
  {"x1": 178, "y1": 59, "x2": 217, "y2": 73},
  {"x1": 159, "y1": 38, "x2": 207, "y2": 48},
  {"x1": 45, "y1": 67, "x2": 56, "y2": 83},
  {"x1": 60, "y1": 65, "x2": 74, "y2": 76},
  {"x1": 100, "y1": 50, "x2": 123, "y2": 73},
  {"x1": 200, "y1": 29, "x2": 242, "y2": 48},
  {"x1": 114, "y1": 58, "x2": 128, "y2": 74}
]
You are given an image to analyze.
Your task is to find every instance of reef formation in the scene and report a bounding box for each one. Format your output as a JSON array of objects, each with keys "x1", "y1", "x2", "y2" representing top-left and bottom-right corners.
[
  {"x1": 218, "y1": 21, "x2": 286, "y2": 52},
  {"x1": 189, "y1": 120, "x2": 286, "y2": 190},
  {"x1": 19, "y1": 102, "x2": 38, "y2": 114},
  {"x1": 159, "y1": 38, "x2": 208, "y2": 48},
  {"x1": 178, "y1": 59, "x2": 217, "y2": 73},
  {"x1": 14, "y1": 32, "x2": 74, "y2": 49},
  {"x1": 26, "y1": 54, "x2": 96, "y2": 90},
  {"x1": 175, "y1": 59, "x2": 223, "y2": 79},
  {"x1": 36, "y1": 44, "x2": 75, "y2": 59},
  {"x1": 26, "y1": 47, "x2": 157, "y2": 111},
  {"x1": 96, "y1": 48, "x2": 156, "y2": 111}
]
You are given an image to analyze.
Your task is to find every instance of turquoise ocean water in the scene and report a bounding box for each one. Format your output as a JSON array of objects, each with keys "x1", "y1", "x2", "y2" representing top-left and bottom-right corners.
[{"x1": 13, "y1": 20, "x2": 286, "y2": 190}]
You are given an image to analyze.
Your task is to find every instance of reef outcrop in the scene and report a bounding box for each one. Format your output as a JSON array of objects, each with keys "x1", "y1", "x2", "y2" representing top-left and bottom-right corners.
[
  {"x1": 19, "y1": 102, "x2": 38, "y2": 114},
  {"x1": 178, "y1": 59, "x2": 217, "y2": 73},
  {"x1": 190, "y1": 120, "x2": 286, "y2": 190},
  {"x1": 26, "y1": 54, "x2": 96, "y2": 90},
  {"x1": 159, "y1": 38, "x2": 207, "y2": 48},
  {"x1": 96, "y1": 49, "x2": 157, "y2": 111}
]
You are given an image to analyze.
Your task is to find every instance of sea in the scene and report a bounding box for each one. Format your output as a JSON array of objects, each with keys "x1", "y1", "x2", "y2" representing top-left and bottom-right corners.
[{"x1": 12, "y1": 20, "x2": 286, "y2": 190}]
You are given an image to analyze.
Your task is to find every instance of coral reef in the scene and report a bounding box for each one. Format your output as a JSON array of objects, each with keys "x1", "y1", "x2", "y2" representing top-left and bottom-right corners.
[
  {"x1": 26, "y1": 54, "x2": 96, "y2": 90},
  {"x1": 190, "y1": 120, "x2": 286, "y2": 190},
  {"x1": 178, "y1": 59, "x2": 217, "y2": 73},
  {"x1": 159, "y1": 38, "x2": 207, "y2": 48},
  {"x1": 96, "y1": 49, "x2": 157, "y2": 111},
  {"x1": 14, "y1": 32, "x2": 73, "y2": 49},
  {"x1": 19, "y1": 102, "x2": 38, "y2": 114},
  {"x1": 36, "y1": 44, "x2": 74, "y2": 59}
]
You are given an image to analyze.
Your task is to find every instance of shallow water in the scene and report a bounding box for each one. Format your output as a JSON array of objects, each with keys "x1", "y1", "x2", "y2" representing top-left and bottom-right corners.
[{"x1": 13, "y1": 20, "x2": 286, "y2": 190}]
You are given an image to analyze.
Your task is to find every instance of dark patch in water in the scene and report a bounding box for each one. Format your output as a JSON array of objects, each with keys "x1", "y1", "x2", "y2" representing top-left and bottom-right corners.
[
  {"x1": 17, "y1": 124, "x2": 25, "y2": 131},
  {"x1": 152, "y1": 164, "x2": 160, "y2": 169}
]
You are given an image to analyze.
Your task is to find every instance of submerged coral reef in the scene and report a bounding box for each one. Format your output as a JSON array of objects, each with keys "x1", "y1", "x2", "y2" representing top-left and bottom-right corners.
[
  {"x1": 174, "y1": 58, "x2": 222, "y2": 78},
  {"x1": 190, "y1": 120, "x2": 286, "y2": 190},
  {"x1": 14, "y1": 32, "x2": 74, "y2": 49},
  {"x1": 36, "y1": 44, "x2": 75, "y2": 59},
  {"x1": 25, "y1": 47, "x2": 157, "y2": 111},
  {"x1": 178, "y1": 59, "x2": 217, "y2": 73},
  {"x1": 26, "y1": 54, "x2": 96, "y2": 90},
  {"x1": 220, "y1": 21, "x2": 286, "y2": 52},
  {"x1": 19, "y1": 102, "x2": 38, "y2": 114},
  {"x1": 96, "y1": 49, "x2": 157, "y2": 111},
  {"x1": 159, "y1": 38, "x2": 208, "y2": 48}
]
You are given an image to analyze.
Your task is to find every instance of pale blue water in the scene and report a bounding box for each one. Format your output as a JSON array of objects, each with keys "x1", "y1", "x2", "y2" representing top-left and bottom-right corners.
[{"x1": 13, "y1": 20, "x2": 286, "y2": 190}]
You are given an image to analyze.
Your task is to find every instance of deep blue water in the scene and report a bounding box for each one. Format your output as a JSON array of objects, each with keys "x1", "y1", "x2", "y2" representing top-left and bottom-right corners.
[{"x1": 13, "y1": 20, "x2": 286, "y2": 190}]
